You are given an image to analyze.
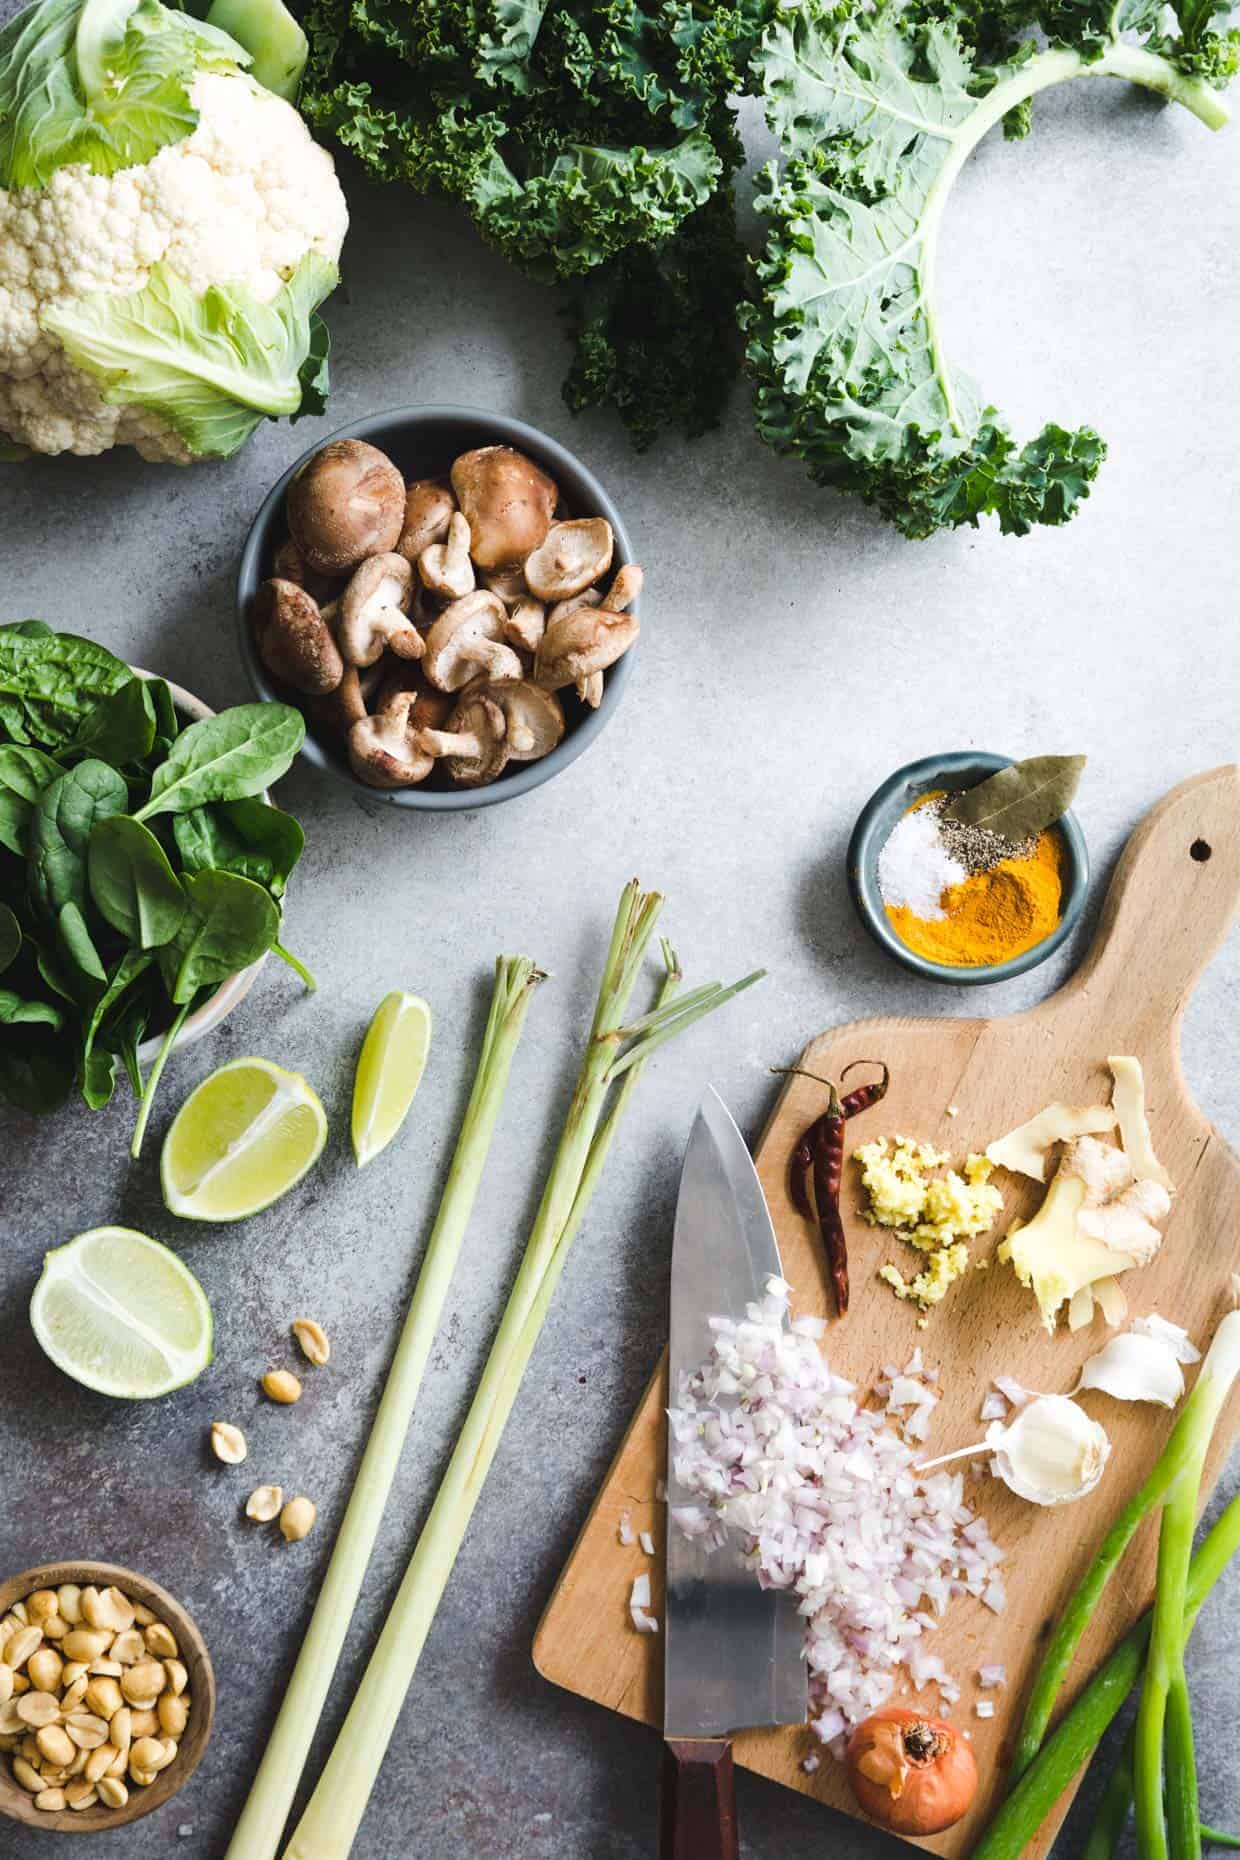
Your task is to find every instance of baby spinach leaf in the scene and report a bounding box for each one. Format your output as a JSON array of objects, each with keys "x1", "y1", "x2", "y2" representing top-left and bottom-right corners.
[
  {"x1": 56, "y1": 901, "x2": 108, "y2": 995},
  {"x1": 0, "y1": 901, "x2": 19, "y2": 974},
  {"x1": 88, "y1": 815, "x2": 187, "y2": 947},
  {"x1": 79, "y1": 946, "x2": 153, "y2": 1108},
  {"x1": 135, "y1": 703, "x2": 304, "y2": 819},
  {"x1": 0, "y1": 988, "x2": 65, "y2": 1027},
  {"x1": 0, "y1": 629, "x2": 131, "y2": 748},
  {"x1": 109, "y1": 985, "x2": 155, "y2": 1097},
  {"x1": 71, "y1": 676, "x2": 156, "y2": 769},
  {"x1": 1, "y1": 620, "x2": 52, "y2": 640},
  {"x1": 173, "y1": 797, "x2": 304, "y2": 895},
  {"x1": 28, "y1": 759, "x2": 128, "y2": 918},
  {"x1": 0, "y1": 745, "x2": 62, "y2": 855},
  {"x1": 159, "y1": 867, "x2": 279, "y2": 1003},
  {"x1": 0, "y1": 1030, "x2": 74, "y2": 1114},
  {"x1": 147, "y1": 676, "x2": 180, "y2": 746}
]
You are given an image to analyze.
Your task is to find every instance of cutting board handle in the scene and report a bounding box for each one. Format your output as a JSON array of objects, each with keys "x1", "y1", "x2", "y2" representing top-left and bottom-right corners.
[{"x1": 1051, "y1": 766, "x2": 1240, "y2": 1038}]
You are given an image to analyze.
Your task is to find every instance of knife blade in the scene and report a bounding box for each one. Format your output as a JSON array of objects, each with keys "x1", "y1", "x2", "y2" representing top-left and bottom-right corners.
[{"x1": 659, "y1": 1089, "x2": 807, "y2": 1860}]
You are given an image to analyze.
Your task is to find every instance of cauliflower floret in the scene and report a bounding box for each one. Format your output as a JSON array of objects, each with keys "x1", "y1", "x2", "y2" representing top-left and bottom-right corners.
[{"x1": 0, "y1": 71, "x2": 348, "y2": 461}]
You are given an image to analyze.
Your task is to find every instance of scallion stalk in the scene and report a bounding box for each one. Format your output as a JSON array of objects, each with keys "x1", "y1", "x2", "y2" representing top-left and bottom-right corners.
[
  {"x1": 223, "y1": 956, "x2": 542, "y2": 1860},
  {"x1": 1013, "y1": 1307, "x2": 1240, "y2": 1776},
  {"x1": 973, "y1": 1492, "x2": 1240, "y2": 1860},
  {"x1": 282, "y1": 886, "x2": 762, "y2": 1859},
  {"x1": 1134, "y1": 1312, "x2": 1240, "y2": 1860}
]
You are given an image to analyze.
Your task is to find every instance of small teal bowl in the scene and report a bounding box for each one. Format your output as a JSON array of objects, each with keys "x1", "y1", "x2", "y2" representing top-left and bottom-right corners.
[{"x1": 848, "y1": 752, "x2": 1089, "y2": 986}]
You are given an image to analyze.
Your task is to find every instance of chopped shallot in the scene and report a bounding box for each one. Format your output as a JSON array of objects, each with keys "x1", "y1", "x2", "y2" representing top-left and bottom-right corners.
[
  {"x1": 666, "y1": 1277, "x2": 1004, "y2": 1752},
  {"x1": 618, "y1": 1511, "x2": 634, "y2": 1546},
  {"x1": 639, "y1": 1530, "x2": 656, "y2": 1556},
  {"x1": 975, "y1": 1699, "x2": 996, "y2": 1719},
  {"x1": 802, "y1": 1753, "x2": 821, "y2": 1775},
  {"x1": 631, "y1": 1608, "x2": 659, "y2": 1634},
  {"x1": 978, "y1": 1664, "x2": 1006, "y2": 1689},
  {"x1": 630, "y1": 1573, "x2": 651, "y2": 1609},
  {"x1": 980, "y1": 1390, "x2": 1009, "y2": 1422}
]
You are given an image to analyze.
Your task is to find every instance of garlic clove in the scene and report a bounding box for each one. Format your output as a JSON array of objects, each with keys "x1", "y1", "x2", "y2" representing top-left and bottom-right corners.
[
  {"x1": 1130, "y1": 1312, "x2": 1200, "y2": 1365},
  {"x1": 1075, "y1": 1330, "x2": 1185, "y2": 1408},
  {"x1": 987, "y1": 1395, "x2": 1110, "y2": 1506}
]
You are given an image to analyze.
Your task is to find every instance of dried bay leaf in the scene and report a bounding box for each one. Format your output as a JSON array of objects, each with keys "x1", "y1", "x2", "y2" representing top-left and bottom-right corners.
[{"x1": 945, "y1": 755, "x2": 1086, "y2": 842}]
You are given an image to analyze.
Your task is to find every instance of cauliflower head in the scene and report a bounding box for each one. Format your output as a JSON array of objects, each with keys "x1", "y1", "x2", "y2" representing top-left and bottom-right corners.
[{"x1": 0, "y1": 0, "x2": 348, "y2": 462}]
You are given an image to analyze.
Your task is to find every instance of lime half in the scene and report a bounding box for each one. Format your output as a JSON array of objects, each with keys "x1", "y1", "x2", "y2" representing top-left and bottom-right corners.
[
  {"x1": 352, "y1": 992, "x2": 432, "y2": 1168},
  {"x1": 31, "y1": 1227, "x2": 213, "y2": 1399},
  {"x1": 161, "y1": 1056, "x2": 327, "y2": 1222}
]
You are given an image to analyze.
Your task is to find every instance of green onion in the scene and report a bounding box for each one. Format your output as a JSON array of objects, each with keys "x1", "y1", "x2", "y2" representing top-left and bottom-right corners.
[
  {"x1": 1083, "y1": 1736, "x2": 1135, "y2": 1860},
  {"x1": 222, "y1": 956, "x2": 542, "y2": 1860},
  {"x1": 973, "y1": 1492, "x2": 1240, "y2": 1860},
  {"x1": 1013, "y1": 1309, "x2": 1240, "y2": 1777},
  {"x1": 1202, "y1": 1829, "x2": 1240, "y2": 1849},
  {"x1": 1134, "y1": 1312, "x2": 1240, "y2": 1860},
  {"x1": 281, "y1": 883, "x2": 762, "y2": 1859}
]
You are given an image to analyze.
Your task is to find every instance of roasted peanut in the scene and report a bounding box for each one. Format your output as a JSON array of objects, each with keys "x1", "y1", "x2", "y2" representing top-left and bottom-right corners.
[{"x1": 292, "y1": 1318, "x2": 330, "y2": 1366}]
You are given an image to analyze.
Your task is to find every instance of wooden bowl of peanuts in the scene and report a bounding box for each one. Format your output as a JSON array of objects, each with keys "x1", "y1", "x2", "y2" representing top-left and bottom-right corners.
[{"x1": 0, "y1": 1562, "x2": 215, "y2": 1833}]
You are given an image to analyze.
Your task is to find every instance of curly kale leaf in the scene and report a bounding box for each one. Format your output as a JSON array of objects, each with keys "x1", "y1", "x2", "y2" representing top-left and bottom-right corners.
[
  {"x1": 744, "y1": 8, "x2": 1118, "y2": 536},
  {"x1": 560, "y1": 185, "x2": 749, "y2": 446},
  {"x1": 299, "y1": 0, "x2": 760, "y2": 277}
]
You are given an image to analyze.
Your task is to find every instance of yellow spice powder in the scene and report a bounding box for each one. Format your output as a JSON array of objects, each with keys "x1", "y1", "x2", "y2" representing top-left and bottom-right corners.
[{"x1": 886, "y1": 828, "x2": 1063, "y2": 966}]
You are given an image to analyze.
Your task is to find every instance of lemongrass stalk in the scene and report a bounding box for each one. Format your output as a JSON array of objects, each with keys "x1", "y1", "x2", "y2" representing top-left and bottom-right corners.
[
  {"x1": 974, "y1": 1493, "x2": 1240, "y2": 1860},
  {"x1": 285, "y1": 898, "x2": 761, "y2": 1859},
  {"x1": 1014, "y1": 1307, "x2": 1240, "y2": 1775},
  {"x1": 1132, "y1": 1315, "x2": 1240, "y2": 1860},
  {"x1": 224, "y1": 956, "x2": 541, "y2": 1860}
]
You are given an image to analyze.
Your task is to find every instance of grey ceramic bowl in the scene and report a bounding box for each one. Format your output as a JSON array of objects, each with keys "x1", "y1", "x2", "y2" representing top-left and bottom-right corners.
[
  {"x1": 848, "y1": 751, "x2": 1089, "y2": 985},
  {"x1": 236, "y1": 406, "x2": 638, "y2": 810}
]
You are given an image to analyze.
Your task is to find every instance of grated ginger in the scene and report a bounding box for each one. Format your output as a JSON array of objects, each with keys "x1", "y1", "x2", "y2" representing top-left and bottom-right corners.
[{"x1": 855, "y1": 1136, "x2": 1003, "y2": 1311}]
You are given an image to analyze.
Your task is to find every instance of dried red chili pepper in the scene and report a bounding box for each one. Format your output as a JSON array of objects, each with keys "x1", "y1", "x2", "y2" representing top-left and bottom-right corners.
[{"x1": 773, "y1": 1060, "x2": 890, "y2": 1318}]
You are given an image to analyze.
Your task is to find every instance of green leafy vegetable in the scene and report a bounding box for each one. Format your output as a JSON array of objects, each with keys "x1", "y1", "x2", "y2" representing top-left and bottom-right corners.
[
  {"x1": 0, "y1": 988, "x2": 65, "y2": 1026},
  {"x1": 204, "y1": 0, "x2": 307, "y2": 99},
  {"x1": 160, "y1": 867, "x2": 280, "y2": 1002},
  {"x1": 88, "y1": 814, "x2": 187, "y2": 946},
  {"x1": 43, "y1": 253, "x2": 340, "y2": 459},
  {"x1": 28, "y1": 758, "x2": 128, "y2": 918},
  {"x1": 173, "y1": 797, "x2": 304, "y2": 894},
  {"x1": 0, "y1": 744, "x2": 62, "y2": 854},
  {"x1": 70, "y1": 674, "x2": 156, "y2": 768},
  {"x1": 0, "y1": 0, "x2": 247, "y2": 188},
  {"x1": 0, "y1": 902, "x2": 19, "y2": 974},
  {"x1": 137, "y1": 702, "x2": 304, "y2": 818},
  {"x1": 0, "y1": 625, "x2": 310, "y2": 1132},
  {"x1": 0, "y1": 625, "x2": 130, "y2": 746}
]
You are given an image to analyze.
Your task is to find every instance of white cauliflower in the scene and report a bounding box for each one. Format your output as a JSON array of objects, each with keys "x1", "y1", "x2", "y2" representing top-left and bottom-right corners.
[{"x1": 0, "y1": 2, "x2": 348, "y2": 462}]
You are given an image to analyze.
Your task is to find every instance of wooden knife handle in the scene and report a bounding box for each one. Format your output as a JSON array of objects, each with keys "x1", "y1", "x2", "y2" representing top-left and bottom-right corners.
[{"x1": 660, "y1": 1738, "x2": 739, "y2": 1860}]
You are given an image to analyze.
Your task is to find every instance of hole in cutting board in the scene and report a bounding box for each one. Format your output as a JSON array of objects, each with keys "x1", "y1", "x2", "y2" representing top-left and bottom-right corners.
[{"x1": 1190, "y1": 840, "x2": 1212, "y2": 863}]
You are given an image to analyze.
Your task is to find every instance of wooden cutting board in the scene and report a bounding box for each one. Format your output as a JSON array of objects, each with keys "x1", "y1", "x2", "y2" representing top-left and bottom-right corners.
[{"x1": 533, "y1": 767, "x2": 1240, "y2": 1857}]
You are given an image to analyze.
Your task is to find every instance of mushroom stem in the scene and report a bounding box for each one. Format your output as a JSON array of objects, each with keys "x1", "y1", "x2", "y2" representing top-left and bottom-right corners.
[{"x1": 414, "y1": 727, "x2": 491, "y2": 761}]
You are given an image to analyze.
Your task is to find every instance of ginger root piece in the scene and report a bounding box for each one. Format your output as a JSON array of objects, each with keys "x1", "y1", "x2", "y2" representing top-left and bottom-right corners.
[
  {"x1": 1109, "y1": 1056, "x2": 1175, "y2": 1190},
  {"x1": 986, "y1": 1102, "x2": 1118, "y2": 1180}
]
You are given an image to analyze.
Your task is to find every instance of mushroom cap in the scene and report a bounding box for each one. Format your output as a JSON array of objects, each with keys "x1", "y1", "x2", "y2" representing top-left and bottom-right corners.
[
  {"x1": 534, "y1": 607, "x2": 640, "y2": 691},
  {"x1": 476, "y1": 678, "x2": 565, "y2": 762},
  {"x1": 253, "y1": 578, "x2": 344, "y2": 696},
  {"x1": 523, "y1": 518, "x2": 614, "y2": 603},
  {"x1": 347, "y1": 690, "x2": 434, "y2": 789},
  {"x1": 480, "y1": 563, "x2": 530, "y2": 607},
  {"x1": 338, "y1": 554, "x2": 421, "y2": 667},
  {"x1": 420, "y1": 691, "x2": 510, "y2": 787},
  {"x1": 450, "y1": 446, "x2": 559, "y2": 571},
  {"x1": 418, "y1": 509, "x2": 475, "y2": 602},
  {"x1": 423, "y1": 590, "x2": 524, "y2": 692},
  {"x1": 546, "y1": 586, "x2": 602, "y2": 628},
  {"x1": 604, "y1": 562, "x2": 643, "y2": 612},
  {"x1": 287, "y1": 440, "x2": 406, "y2": 576},
  {"x1": 397, "y1": 479, "x2": 455, "y2": 564}
]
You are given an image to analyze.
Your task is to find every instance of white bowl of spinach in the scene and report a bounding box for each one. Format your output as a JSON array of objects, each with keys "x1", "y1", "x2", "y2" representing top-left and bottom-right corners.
[{"x1": 0, "y1": 623, "x2": 312, "y2": 1155}]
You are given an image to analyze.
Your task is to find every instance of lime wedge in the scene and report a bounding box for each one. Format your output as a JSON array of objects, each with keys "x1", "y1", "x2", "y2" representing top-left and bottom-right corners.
[
  {"x1": 161, "y1": 1056, "x2": 327, "y2": 1221},
  {"x1": 352, "y1": 991, "x2": 432, "y2": 1167},
  {"x1": 31, "y1": 1227, "x2": 213, "y2": 1399}
]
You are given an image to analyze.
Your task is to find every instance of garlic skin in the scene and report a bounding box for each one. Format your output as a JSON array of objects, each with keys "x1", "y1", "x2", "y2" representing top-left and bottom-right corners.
[
  {"x1": 987, "y1": 1395, "x2": 1111, "y2": 1506},
  {"x1": 1131, "y1": 1314, "x2": 1200, "y2": 1366},
  {"x1": 1075, "y1": 1331, "x2": 1186, "y2": 1408}
]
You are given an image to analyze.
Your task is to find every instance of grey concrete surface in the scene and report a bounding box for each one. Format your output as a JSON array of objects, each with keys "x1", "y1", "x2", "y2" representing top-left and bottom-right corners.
[{"x1": 0, "y1": 41, "x2": 1238, "y2": 1860}]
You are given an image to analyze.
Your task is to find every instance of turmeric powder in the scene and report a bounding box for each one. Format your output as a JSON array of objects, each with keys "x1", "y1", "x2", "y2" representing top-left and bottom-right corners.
[{"x1": 886, "y1": 830, "x2": 1062, "y2": 966}]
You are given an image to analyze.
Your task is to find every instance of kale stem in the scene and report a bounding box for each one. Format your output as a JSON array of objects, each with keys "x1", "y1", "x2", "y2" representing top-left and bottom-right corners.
[{"x1": 129, "y1": 1000, "x2": 189, "y2": 1160}]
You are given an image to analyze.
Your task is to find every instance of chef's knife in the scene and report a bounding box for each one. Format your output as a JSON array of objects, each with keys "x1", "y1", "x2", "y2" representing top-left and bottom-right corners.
[{"x1": 661, "y1": 1089, "x2": 807, "y2": 1860}]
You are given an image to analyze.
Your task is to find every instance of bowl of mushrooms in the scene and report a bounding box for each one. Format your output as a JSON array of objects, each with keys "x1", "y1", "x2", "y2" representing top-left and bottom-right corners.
[
  {"x1": 237, "y1": 407, "x2": 642, "y2": 807},
  {"x1": 0, "y1": 1562, "x2": 214, "y2": 1833}
]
